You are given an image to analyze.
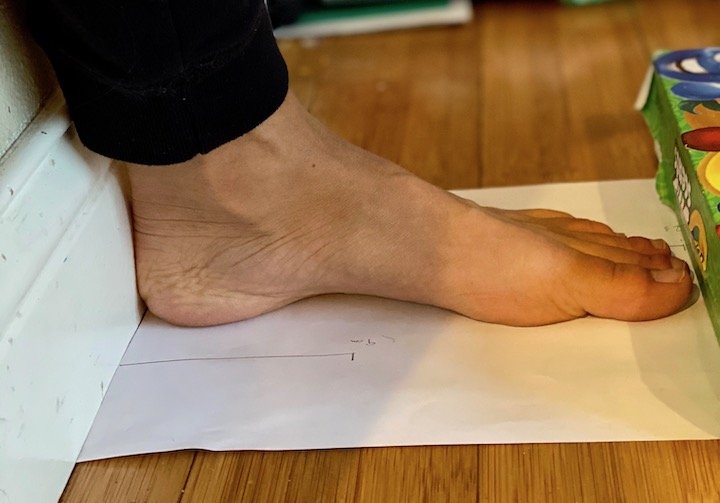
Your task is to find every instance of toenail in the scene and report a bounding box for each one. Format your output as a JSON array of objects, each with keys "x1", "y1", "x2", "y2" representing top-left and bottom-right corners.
[
  {"x1": 651, "y1": 239, "x2": 669, "y2": 250},
  {"x1": 651, "y1": 267, "x2": 686, "y2": 283},
  {"x1": 670, "y1": 256, "x2": 686, "y2": 269}
]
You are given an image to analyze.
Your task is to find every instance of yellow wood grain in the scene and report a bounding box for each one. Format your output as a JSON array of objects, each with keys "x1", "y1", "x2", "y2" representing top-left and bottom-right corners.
[
  {"x1": 60, "y1": 452, "x2": 194, "y2": 502},
  {"x1": 182, "y1": 449, "x2": 363, "y2": 502},
  {"x1": 480, "y1": 441, "x2": 720, "y2": 502},
  {"x1": 633, "y1": 0, "x2": 720, "y2": 51},
  {"x1": 62, "y1": 1, "x2": 720, "y2": 501}
]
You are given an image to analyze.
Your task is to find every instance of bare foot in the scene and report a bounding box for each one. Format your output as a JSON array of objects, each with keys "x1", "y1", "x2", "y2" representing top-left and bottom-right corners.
[{"x1": 127, "y1": 93, "x2": 693, "y2": 327}]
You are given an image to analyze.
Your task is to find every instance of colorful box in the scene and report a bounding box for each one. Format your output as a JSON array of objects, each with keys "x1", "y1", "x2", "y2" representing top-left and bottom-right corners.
[{"x1": 640, "y1": 47, "x2": 720, "y2": 339}]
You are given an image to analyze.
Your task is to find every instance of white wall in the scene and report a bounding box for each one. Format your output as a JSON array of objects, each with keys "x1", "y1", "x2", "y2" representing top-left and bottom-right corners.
[
  {"x1": 0, "y1": 0, "x2": 57, "y2": 156},
  {"x1": 0, "y1": 4, "x2": 143, "y2": 501}
]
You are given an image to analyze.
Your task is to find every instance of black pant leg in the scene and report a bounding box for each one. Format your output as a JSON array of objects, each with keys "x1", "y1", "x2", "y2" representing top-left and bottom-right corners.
[{"x1": 28, "y1": 0, "x2": 289, "y2": 165}]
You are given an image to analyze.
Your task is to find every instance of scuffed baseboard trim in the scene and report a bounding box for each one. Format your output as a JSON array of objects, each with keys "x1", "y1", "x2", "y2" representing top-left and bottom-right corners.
[{"x1": 0, "y1": 91, "x2": 143, "y2": 503}]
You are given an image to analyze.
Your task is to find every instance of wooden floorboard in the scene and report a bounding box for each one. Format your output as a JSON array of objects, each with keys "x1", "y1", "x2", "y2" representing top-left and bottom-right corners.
[
  {"x1": 62, "y1": 1, "x2": 720, "y2": 501},
  {"x1": 633, "y1": 0, "x2": 720, "y2": 51},
  {"x1": 60, "y1": 451, "x2": 194, "y2": 502},
  {"x1": 182, "y1": 449, "x2": 364, "y2": 503}
]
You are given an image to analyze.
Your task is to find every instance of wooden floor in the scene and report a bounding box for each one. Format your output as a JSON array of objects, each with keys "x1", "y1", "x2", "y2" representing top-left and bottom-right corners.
[{"x1": 62, "y1": 1, "x2": 720, "y2": 501}]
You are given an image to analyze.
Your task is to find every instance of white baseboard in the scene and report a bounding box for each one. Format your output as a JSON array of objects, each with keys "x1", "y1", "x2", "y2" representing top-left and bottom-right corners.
[{"x1": 0, "y1": 91, "x2": 143, "y2": 503}]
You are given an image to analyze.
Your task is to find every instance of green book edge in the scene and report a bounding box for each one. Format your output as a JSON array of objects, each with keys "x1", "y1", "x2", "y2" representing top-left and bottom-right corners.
[{"x1": 297, "y1": 0, "x2": 450, "y2": 24}]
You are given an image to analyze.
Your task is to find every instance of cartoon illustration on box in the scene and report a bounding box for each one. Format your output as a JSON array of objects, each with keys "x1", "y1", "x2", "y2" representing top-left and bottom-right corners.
[
  {"x1": 654, "y1": 48, "x2": 720, "y2": 126},
  {"x1": 689, "y1": 209, "x2": 708, "y2": 272},
  {"x1": 654, "y1": 48, "x2": 720, "y2": 249},
  {"x1": 655, "y1": 48, "x2": 720, "y2": 197}
]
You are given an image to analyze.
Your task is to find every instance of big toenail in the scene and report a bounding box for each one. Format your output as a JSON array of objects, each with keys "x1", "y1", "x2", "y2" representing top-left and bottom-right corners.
[{"x1": 651, "y1": 267, "x2": 686, "y2": 283}]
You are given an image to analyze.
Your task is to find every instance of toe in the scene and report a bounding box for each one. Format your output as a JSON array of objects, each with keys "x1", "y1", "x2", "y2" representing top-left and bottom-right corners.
[
  {"x1": 545, "y1": 218, "x2": 616, "y2": 235},
  {"x1": 558, "y1": 232, "x2": 672, "y2": 257},
  {"x1": 504, "y1": 208, "x2": 575, "y2": 220},
  {"x1": 559, "y1": 236, "x2": 674, "y2": 269},
  {"x1": 572, "y1": 256, "x2": 693, "y2": 321}
]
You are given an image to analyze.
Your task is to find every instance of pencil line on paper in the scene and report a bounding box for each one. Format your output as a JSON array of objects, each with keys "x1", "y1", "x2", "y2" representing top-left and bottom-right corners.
[{"x1": 120, "y1": 352, "x2": 357, "y2": 367}]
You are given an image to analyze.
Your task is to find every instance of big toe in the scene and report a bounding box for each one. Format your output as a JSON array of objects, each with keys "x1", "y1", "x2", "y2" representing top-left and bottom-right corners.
[{"x1": 573, "y1": 256, "x2": 694, "y2": 321}]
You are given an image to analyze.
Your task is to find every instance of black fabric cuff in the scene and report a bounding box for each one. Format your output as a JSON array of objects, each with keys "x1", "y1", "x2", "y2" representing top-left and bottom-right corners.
[{"x1": 39, "y1": 9, "x2": 288, "y2": 165}]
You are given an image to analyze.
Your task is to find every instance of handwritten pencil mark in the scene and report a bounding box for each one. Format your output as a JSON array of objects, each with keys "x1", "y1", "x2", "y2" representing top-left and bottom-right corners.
[
  {"x1": 120, "y1": 352, "x2": 356, "y2": 367},
  {"x1": 350, "y1": 338, "x2": 376, "y2": 346}
]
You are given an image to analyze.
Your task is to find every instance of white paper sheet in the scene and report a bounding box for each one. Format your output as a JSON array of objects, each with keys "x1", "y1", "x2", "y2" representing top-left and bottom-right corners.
[{"x1": 79, "y1": 180, "x2": 720, "y2": 461}]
